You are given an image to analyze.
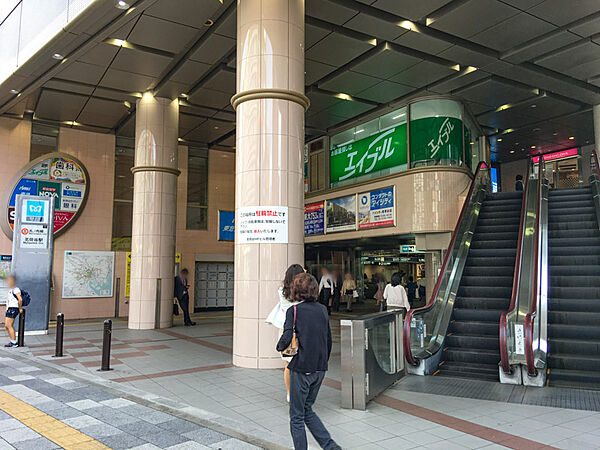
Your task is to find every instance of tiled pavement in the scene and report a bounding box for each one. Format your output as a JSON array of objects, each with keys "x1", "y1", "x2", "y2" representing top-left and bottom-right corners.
[
  {"x1": 3, "y1": 311, "x2": 600, "y2": 449},
  {"x1": 0, "y1": 354, "x2": 261, "y2": 449}
]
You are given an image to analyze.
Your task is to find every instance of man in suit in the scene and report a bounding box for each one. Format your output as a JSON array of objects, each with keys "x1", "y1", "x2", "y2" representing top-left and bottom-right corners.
[{"x1": 174, "y1": 268, "x2": 195, "y2": 326}]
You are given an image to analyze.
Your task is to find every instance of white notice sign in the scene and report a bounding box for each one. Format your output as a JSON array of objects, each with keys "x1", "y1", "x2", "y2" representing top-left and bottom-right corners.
[
  {"x1": 514, "y1": 323, "x2": 525, "y2": 355},
  {"x1": 19, "y1": 224, "x2": 48, "y2": 249},
  {"x1": 237, "y1": 206, "x2": 288, "y2": 244}
]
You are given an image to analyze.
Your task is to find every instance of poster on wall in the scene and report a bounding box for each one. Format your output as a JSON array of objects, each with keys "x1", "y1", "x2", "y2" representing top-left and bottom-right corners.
[
  {"x1": 326, "y1": 195, "x2": 356, "y2": 233},
  {"x1": 0, "y1": 255, "x2": 12, "y2": 305},
  {"x1": 2, "y1": 153, "x2": 89, "y2": 239},
  {"x1": 330, "y1": 125, "x2": 408, "y2": 185},
  {"x1": 410, "y1": 116, "x2": 463, "y2": 163},
  {"x1": 62, "y1": 251, "x2": 115, "y2": 298},
  {"x1": 358, "y1": 187, "x2": 395, "y2": 229},
  {"x1": 304, "y1": 202, "x2": 325, "y2": 236},
  {"x1": 237, "y1": 206, "x2": 288, "y2": 243},
  {"x1": 218, "y1": 210, "x2": 235, "y2": 241}
]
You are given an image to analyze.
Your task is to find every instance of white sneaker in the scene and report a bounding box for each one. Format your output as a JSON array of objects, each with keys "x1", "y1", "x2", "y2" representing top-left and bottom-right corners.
[{"x1": 286, "y1": 393, "x2": 290, "y2": 403}]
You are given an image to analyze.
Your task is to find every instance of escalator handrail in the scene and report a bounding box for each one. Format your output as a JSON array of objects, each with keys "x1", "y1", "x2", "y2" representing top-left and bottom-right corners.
[
  {"x1": 403, "y1": 160, "x2": 488, "y2": 366},
  {"x1": 499, "y1": 157, "x2": 532, "y2": 374},
  {"x1": 592, "y1": 150, "x2": 600, "y2": 179},
  {"x1": 525, "y1": 156, "x2": 545, "y2": 376}
]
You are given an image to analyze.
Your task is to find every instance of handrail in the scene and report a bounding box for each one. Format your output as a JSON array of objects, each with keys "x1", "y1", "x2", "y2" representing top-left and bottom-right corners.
[
  {"x1": 499, "y1": 157, "x2": 532, "y2": 374},
  {"x1": 525, "y1": 158, "x2": 545, "y2": 376},
  {"x1": 404, "y1": 160, "x2": 488, "y2": 366},
  {"x1": 592, "y1": 150, "x2": 600, "y2": 179}
]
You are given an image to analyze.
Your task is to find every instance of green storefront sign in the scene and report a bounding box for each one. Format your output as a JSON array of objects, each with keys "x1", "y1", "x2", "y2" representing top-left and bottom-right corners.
[
  {"x1": 330, "y1": 125, "x2": 407, "y2": 184},
  {"x1": 410, "y1": 116, "x2": 463, "y2": 164}
]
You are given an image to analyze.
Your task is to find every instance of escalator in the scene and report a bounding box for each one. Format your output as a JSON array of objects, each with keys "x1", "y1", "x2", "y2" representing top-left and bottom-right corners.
[
  {"x1": 438, "y1": 191, "x2": 522, "y2": 380},
  {"x1": 546, "y1": 186, "x2": 600, "y2": 388}
]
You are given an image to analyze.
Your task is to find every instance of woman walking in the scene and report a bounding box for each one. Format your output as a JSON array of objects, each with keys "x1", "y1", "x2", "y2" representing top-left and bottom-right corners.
[
  {"x1": 266, "y1": 264, "x2": 305, "y2": 402},
  {"x1": 277, "y1": 273, "x2": 340, "y2": 450},
  {"x1": 341, "y1": 272, "x2": 357, "y2": 312},
  {"x1": 4, "y1": 275, "x2": 22, "y2": 348},
  {"x1": 383, "y1": 272, "x2": 411, "y2": 314}
]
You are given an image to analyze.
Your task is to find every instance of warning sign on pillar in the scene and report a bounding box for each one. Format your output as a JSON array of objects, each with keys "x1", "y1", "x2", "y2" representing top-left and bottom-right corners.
[{"x1": 237, "y1": 206, "x2": 288, "y2": 244}]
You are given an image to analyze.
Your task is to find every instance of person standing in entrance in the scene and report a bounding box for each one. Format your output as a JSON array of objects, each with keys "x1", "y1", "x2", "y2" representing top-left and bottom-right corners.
[
  {"x1": 341, "y1": 272, "x2": 357, "y2": 312},
  {"x1": 318, "y1": 267, "x2": 334, "y2": 315},
  {"x1": 515, "y1": 174, "x2": 524, "y2": 191},
  {"x1": 174, "y1": 268, "x2": 196, "y2": 326},
  {"x1": 405, "y1": 276, "x2": 418, "y2": 308},
  {"x1": 4, "y1": 275, "x2": 22, "y2": 348},
  {"x1": 266, "y1": 263, "x2": 305, "y2": 403},
  {"x1": 384, "y1": 272, "x2": 411, "y2": 314},
  {"x1": 277, "y1": 273, "x2": 340, "y2": 450}
]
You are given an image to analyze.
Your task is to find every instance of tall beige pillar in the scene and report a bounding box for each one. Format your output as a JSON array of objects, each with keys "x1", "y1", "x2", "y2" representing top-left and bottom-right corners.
[
  {"x1": 232, "y1": 0, "x2": 308, "y2": 368},
  {"x1": 129, "y1": 93, "x2": 180, "y2": 329}
]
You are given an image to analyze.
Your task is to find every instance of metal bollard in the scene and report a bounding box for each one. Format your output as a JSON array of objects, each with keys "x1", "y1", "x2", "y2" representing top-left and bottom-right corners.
[
  {"x1": 99, "y1": 319, "x2": 112, "y2": 371},
  {"x1": 54, "y1": 313, "x2": 64, "y2": 357},
  {"x1": 17, "y1": 309, "x2": 25, "y2": 347}
]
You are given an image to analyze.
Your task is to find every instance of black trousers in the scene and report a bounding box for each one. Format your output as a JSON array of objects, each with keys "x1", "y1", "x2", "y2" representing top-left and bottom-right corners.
[{"x1": 178, "y1": 293, "x2": 193, "y2": 325}]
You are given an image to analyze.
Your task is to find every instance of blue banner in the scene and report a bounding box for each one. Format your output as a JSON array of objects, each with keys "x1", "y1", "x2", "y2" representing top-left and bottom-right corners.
[
  {"x1": 10, "y1": 179, "x2": 37, "y2": 207},
  {"x1": 305, "y1": 202, "x2": 325, "y2": 236},
  {"x1": 218, "y1": 211, "x2": 235, "y2": 241}
]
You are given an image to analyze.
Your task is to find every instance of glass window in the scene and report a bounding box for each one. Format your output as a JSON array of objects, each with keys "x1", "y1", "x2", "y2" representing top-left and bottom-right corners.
[
  {"x1": 379, "y1": 107, "x2": 407, "y2": 131},
  {"x1": 111, "y1": 136, "x2": 134, "y2": 251},
  {"x1": 30, "y1": 123, "x2": 58, "y2": 160},
  {"x1": 186, "y1": 147, "x2": 208, "y2": 230},
  {"x1": 310, "y1": 152, "x2": 325, "y2": 192}
]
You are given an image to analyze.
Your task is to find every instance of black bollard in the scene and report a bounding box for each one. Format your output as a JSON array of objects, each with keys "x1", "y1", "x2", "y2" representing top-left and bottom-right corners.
[
  {"x1": 99, "y1": 319, "x2": 112, "y2": 371},
  {"x1": 54, "y1": 313, "x2": 64, "y2": 357},
  {"x1": 17, "y1": 309, "x2": 25, "y2": 347}
]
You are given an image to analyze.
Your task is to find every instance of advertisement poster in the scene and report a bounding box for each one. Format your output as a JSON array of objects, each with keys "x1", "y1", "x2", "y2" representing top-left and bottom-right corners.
[
  {"x1": 304, "y1": 202, "x2": 325, "y2": 236},
  {"x1": 358, "y1": 187, "x2": 395, "y2": 229},
  {"x1": 218, "y1": 211, "x2": 235, "y2": 241},
  {"x1": 330, "y1": 126, "x2": 407, "y2": 185},
  {"x1": 326, "y1": 195, "x2": 356, "y2": 233},
  {"x1": 410, "y1": 116, "x2": 463, "y2": 163},
  {"x1": 4, "y1": 154, "x2": 88, "y2": 238},
  {"x1": 237, "y1": 206, "x2": 288, "y2": 243}
]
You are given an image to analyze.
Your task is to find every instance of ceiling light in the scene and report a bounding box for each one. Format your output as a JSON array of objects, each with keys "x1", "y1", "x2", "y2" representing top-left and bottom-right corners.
[
  {"x1": 569, "y1": 136, "x2": 575, "y2": 140},
  {"x1": 510, "y1": 150, "x2": 515, "y2": 154},
  {"x1": 112, "y1": 39, "x2": 126, "y2": 46},
  {"x1": 123, "y1": 101, "x2": 131, "y2": 108},
  {"x1": 178, "y1": 138, "x2": 184, "y2": 142},
  {"x1": 497, "y1": 138, "x2": 502, "y2": 142},
  {"x1": 179, "y1": 93, "x2": 188, "y2": 98},
  {"x1": 399, "y1": 20, "x2": 414, "y2": 30},
  {"x1": 115, "y1": 0, "x2": 129, "y2": 9},
  {"x1": 335, "y1": 93, "x2": 352, "y2": 101},
  {"x1": 553, "y1": 132, "x2": 558, "y2": 136},
  {"x1": 9, "y1": 89, "x2": 19, "y2": 95},
  {"x1": 52, "y1": 53, "x2": 64, "y2": 60},
  {"x1": 204, "y1": 19, "x2": 214, "y2": 27},
  {"x1": 213, "y1": 126, "x2": 219, "y2": 130},
  {"x1": 531, "y1": 104, "x2": 537, "y2": 108},
  {"x1": 355, "y1": 129, "x2": 364, "y2": 134},
  {"x1": 392, "y1": 113, "x2": 405, "y2": 120},
  {"x1": 531, "y1": 145, "x2": 536, "y2": 149}
]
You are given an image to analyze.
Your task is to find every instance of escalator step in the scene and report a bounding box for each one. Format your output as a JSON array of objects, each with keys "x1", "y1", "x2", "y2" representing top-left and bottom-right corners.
[
  {"x1": 453, "y1": 308, "x2": 504, "y2": 322},
  {"x1": 486, "y1": 191, "x2": 523, "y2": 200},
  {"x1": 470, "y1": 240, "x2": 518, "y2": 250},
  {"x1": 443, "y1": 347, "x2": 500, "y2": 365},
  {"x1": 479, "y1": 211, "x2": 521, "y2": 220},
  {"x1": 467, "y1": 248, "x2": 517, "y2": 258},
  {"x1": 548, "y1": 220, "x2": 598, "y2": 231},
  {"x1": 548, "y1": 324, "x2": 600, "y2": 340},
  {"x1": 449, "y1": 320, "x2": 499, "y2": 335},
  {"x1": 475, "y1": 224, "x2": 521, "y2": 233},
  {"x1": 548, "y1": 213, "x2": 596, "y2": 222},
  {"x1": 438, "y1": 360, "x2": 499, "y2": 376},
  {"x1": 480, "y1": 204, "x2": 522, "y2": 213},
  {"x1": 463, "y1": 266, "x2": 514, "y2": 277},
  {"x1": 548, "y1": 237, "x2": 600, "y2": 247},
  {"x1": 549, "y1": 275, "x2": 600, "y2": 288},
  {"x1": 472, "y1": 232, "x2": 518, "y2": 241},
  {"x1": 548, "y1": 200, "x2": 593, "y2": 209},
  {"x1": 547, "y1": 353, "x2": 600, "y2": 372},
  {"x1": 549, "y1": 245, "x2": 600, "y2": 256},
  {"x1": 548, "y1": 228, "x2": 600, "y2": 239},
  {"x1": 460, "y1": 276, "x2": 514, "y2": 287},
  {"x1": 548, "y1": 338, "x2": 600, "y2": 355},
  {"x1": 549, "y1": 187, "x2": 591, "y2": 196},
  {"x1": 445, "y1": 334, "x2": 499, "y2": 350},
  {"x1": 549, "y1": 298, "x2": 600, "y2": 312},
  {"x1": 458, "y1": 285, "x2": 512, "y2": 298},
  {"x1": 549, "y1": 286, "x2": 600, "y2": 299},
  {"x1": 548, "y1": 311, "x2": 600, "y2": 325},
  {"x1": 547, "y1": 368, "x2": 600, "y2": 389},
  {"x1": 550, "y1": 255, "x2": 600, "y2": 265},
  {"x1": 549, "y1": 265, "x2": 600, "y2": 277},
  {"x1": 476, "y1": 218, "x2": 521, "y2": 227},
  {"x1": 455, "y1": 297, "x2": 511, "y2": 310},
  {"x1": 466, "y1": 257, "x2": 516, "y2": 267}
]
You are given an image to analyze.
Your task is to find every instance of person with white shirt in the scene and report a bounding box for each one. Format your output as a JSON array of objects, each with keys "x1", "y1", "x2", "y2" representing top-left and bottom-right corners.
[
  {"x1": 383, "y1": 272, "x2": 411, "y2": 314},
  {"x1": 4, "y1": 275, "x2": 23, "y2": 348},
  {"x1": 318, "y1": 267, "x2": 334, "y2": 315}
]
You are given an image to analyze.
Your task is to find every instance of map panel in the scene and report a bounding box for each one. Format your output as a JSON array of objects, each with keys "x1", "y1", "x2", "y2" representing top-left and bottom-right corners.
[{"x1": 62, "y1": 251, "x2": 114, "y2": 298}]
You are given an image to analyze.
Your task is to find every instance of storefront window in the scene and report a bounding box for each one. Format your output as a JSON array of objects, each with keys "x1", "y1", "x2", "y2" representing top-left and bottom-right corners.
[
  {"x1": 308, "y1": 138, "x2": 327, "y2": 192},
  {"x1": 30, "y1": 122, "x2": 58, "y2": 161},
  {"x1": 186, "y1": 147, "x2": 208, "y2": 230},
  {"x1": 111, "y1": 136, "x2": 134, "y2": 251},
  {"x1": 409, "y1": 98, "x2": 463, "y2": 168}
]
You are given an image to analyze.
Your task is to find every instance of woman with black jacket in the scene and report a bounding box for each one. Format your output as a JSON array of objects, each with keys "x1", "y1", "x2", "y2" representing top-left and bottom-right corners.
[{"x1": 276, "y1": 273, "x2": 341, "y2": 450}]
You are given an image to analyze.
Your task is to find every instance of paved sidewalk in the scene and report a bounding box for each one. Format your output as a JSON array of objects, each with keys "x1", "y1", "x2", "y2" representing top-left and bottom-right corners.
[
  {"x1": 0, "y1": 353, "x2": 261, "y2": 449},
  {"x1": 4, "y1": 311, "x2": 600, "y2": 449}
]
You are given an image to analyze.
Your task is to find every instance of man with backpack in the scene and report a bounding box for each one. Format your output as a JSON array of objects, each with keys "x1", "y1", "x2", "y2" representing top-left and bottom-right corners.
[{"x1": 5, "y1": 275, "x2": 27, "y2": 348}]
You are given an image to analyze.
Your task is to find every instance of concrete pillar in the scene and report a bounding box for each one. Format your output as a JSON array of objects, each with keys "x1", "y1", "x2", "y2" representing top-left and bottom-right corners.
[
  {"x1": 129, "y1": 93, "x2": 180, "y2": 329},
  {"x1": 232, "y1": 0, "x2": 308, "y2": 368},
  {"x1": 594, "y1": 104, "x2": 600, "y2": 149}
]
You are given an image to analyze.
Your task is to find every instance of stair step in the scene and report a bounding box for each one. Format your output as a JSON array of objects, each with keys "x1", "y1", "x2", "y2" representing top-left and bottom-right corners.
[
  {"x1": 453, "y1": 309, "x2": 504, "y2": 323},
  {"x1": 548, "y1": 311, "x2": 600, "y2": 325},
  {"x1": 438, "y1": 360, "x2": 499, "y2": 376},
  {"x1": 548, "y1": 229, "x2": 600, "y2": 239},
  {"x1": 463, "y1": 266, "x2": 515, "y2": 277},
  {"x1": 548, "y1": 324, "x2": 600, "y2": 340},
  {"x1": 455, "y1": 297, "x2": 512, "y2": 310},
  {"x1": 467, "y1": 256, "x2": 516, "y2": 267},
  {"x1": 476, "y1": 218, "x2": 521, "y2": 227},
  {"x1": 475, "y1": 224, "x2": 521, "y2": 234},
  {"x1": 457, "y1": 285, "x2": 512, "y2": 298},
  {"x1": 549, "y1": 237, "x2": 600, "y2": 247},
  {"x1": 445, "y1": 334, "x2": 499, "y2": 350},
  {"x1": 449, "y1": 320, "x2": 500, "y2": 335},
  {"x1": 472, "y1": 232, "x2": 518, "y2": 242},
  {"x1": 467, "y1": 248, "x2": 517, "y2": 258},
  {"x1": 549, "y1": 187, "x2": 591, "y2": 196},
  {"x1": 549, "y1": 286, "x2": 600, "y2": 299},
  {"x1": 487, "y1": 192, "x2": 523, "y2": 200},
  {"x1": 548, "y1": 213, "x2": 596, "y2": 223},
  {"x1": 550, "y1": 255, "x2": 600, "y2": 265},
  {"x1": 548, "y1": 221, "x2": 599, "y2": 231},
  {"x1": 548, "y1": 200, "x2": 594, "y2": 209},
  {"x1": 549, "y1": 246, "x2": 600, "y2": 256},
  {"x1": 443, "y1": 347, "x2": 500, "y2": 365},
  {"x1": 549, "y1": 275, "x2": 600, "y2": 288},
  {"x1": 459, "y1": 276, "x2": 514, "y2": 287},
  {"x1": 471, "y1": 240, "x2": 518, "y2": 250},
  {"x1": 549, "y1": 265, "x2": 600, "y2": 277},
  {"x1": 547, "y1": 368, "x2": 600, "y2": 389},
  {"x1": 548, "y1": 353, "x2": 600, "y2": 372},
  {"x1": 548, "y1": 338, "x2": 600, "y2": 355},
  {"x1": 549, "y1": 298, "x2": 600, "y2": 312}
]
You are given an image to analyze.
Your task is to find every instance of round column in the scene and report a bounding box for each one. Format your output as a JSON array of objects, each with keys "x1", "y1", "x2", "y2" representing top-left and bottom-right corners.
[
  {"x1": 232, "y1": 0, "x2": 308, "y2": 368},
  {"x1": 129, "y1": 93, "x2": 180, "y2": 330},
  {"x1": 594, "y1": 104, "x2": 600, "y2": 149}
]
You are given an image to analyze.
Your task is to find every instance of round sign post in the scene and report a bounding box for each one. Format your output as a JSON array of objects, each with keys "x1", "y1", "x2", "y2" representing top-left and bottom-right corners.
[{"x1": 1, "y1": 153, "x2": 90, "y2": 239}]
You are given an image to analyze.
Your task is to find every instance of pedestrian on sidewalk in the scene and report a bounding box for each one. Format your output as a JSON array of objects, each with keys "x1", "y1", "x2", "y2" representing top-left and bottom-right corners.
[
  {"x1": 341, "y1": 272, "x2": 357, "y2": 312},
  {"x1": 266, "y1": 263, "x2": 305, "y2": 403},
  {"x1": 5, "y1": 275, "x2": 23, "y2": 348},
  {"x1": 277, "y1": 273, "x2": 341, "y2": 450},
  {"x1": 174, "y1": 268, "x2": 196, "y2": 326},
  {"x1": 383, "y1": 272, "x2": 411, "y2": 315}
]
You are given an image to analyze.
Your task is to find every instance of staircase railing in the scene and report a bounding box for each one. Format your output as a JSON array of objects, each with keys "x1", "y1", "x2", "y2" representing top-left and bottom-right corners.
[
  {"x1": 404, "y1": 161, "x2": 489, "y2": 369},
  {"x1": 499, "y1": 157, "x2": 544, "y2": 379},
  {"x1": 590, "y1": 150, "x2": 600, "y2": 229},
  {"x1": 523, "y1": 159, "x2": 549, "y2": 381}
]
